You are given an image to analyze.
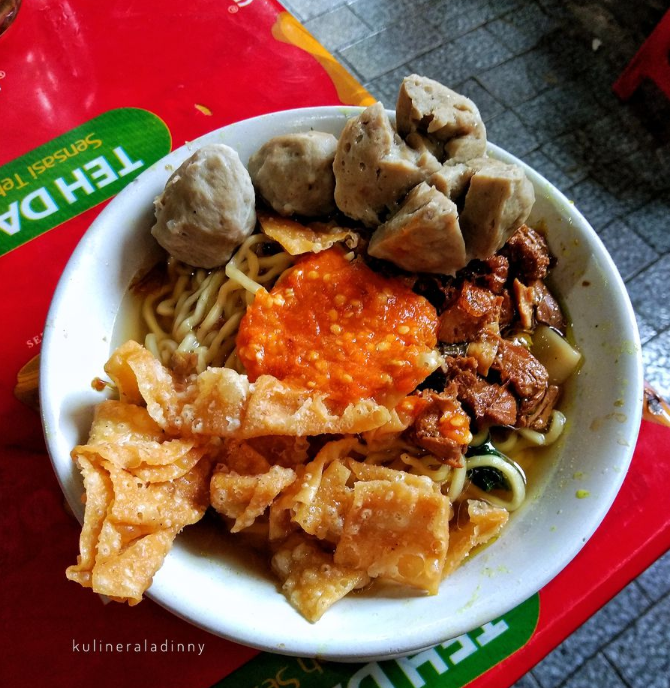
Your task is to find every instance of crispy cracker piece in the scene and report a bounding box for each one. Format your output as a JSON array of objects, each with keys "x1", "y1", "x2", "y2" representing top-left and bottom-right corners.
[
  {"x1": 65, "y1": 456, "x2": 114, "y2": 588},
  {"x1": 272, "y1": 534, "x2": 370, "y2": 622},
  {"x1": 87, "y1": 400, "x2": 164, "y2": 448},
  {"x1": 93, "y1": 527, "x2": 180, "y2": 605},
  {"x1": 76, "y1": 400, "x2": 207, "y2": 482},
  {"x1": 106, "y1": 341, "x2": 392, "y2": 438},
  {"x1": 219, "y1": 440, "x2": 273, "y2": 475},
  {"x1": 104, "y1": 457, "x2": 211, "y2": 529},
  {"x1": 270, "y1": 438, "x2": 358, "y2": 543},
  {"x1": 347, "y1": 459, "x2": 438, "y2": 491},
  {"x1": 105, "y1": 342, "x2": 144, "y2": 404},
  {"x1": 293, "y1": 460, "x2": 352, "y2": 542},
  {"x1": 106, "y1": 340, "x2": 180, "y2": 417},
  {"x1": 125, "y1": 448, "x2": 205, "y2": 483},
  {"x1": 186, "y1": 367, "x2": 251, "y2": 435},
  {"x1": 443, "y1": 499, "x2": 509, "y2": 579},
  {"x1": 258, "y1": 212, "x2": 359, "y2": 255},
  {"x1": 360, "y1": 408, "x2": 413, "y2": 444},
  {"x1": 335, "y1": 477, "x2": 450, "y2": 594},
  {"x1": 291, "y1": 439, "x2": 359, "y2": 505},
  {"x1": 211, "y1": 464, "x2": 296, "y2": 533},
  {"x1": 242, "y1": 375, "x2": 391, "y2": 437},
  {"x1": 246, "y1": 435, "x2": 310, "y2": 468},
  {"x1": 66, "y1": 400, "x2": 215, "y2": 604},
  {"x1": 106, "y1": 341, "x2": 182, "y2": 428},
  {"x1": 268, "y1": 493, "x2": 298, "y2": 542}
]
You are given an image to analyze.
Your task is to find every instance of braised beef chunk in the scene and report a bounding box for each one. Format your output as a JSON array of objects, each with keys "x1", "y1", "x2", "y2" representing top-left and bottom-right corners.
[
  {"x1": 412, "y1": 220, "x2": 568, "y2": 436},
  {"x1": 533, "y1": 281, "x2": 565, "y2": 333},
  {"x1": 461, "y1": 377, "x2": 518, "y2": 428},
  {"x1": 499, "y1": 290, "x2": 515, "y2": 328},
  {"x1": 438, "y1": 281, "x2": 503, "y2": 343},
  {"x1": 463, "y1": 254, "x2": 509, "y2": 294},
  {"x1": 513, "y1": 278, "x2": 536, "y2": 330},
  {"x1": 502, "y1": 225, "x2": 551, "y2": 282},
  {"x1": 444, "y1": 356, "x2": 518, "y2": 428},
  {"x1": 466, "y1": 329, "x2": 499, "y2": 376},
  {"x1": 518, "y1": 384, "x2": 560, "y2": 431},
  {"x1": 413, "y1": 274, "x2": 455, "y2": 312},
  {"x1": 491, "y1": 338, "x2": 548, "y2": 400},
  {"x1": 408, "y1": 388, "x2": 468, "y2": 466},
  {"x1": 443, "y1": 354, "x2": 478, "y2": 377},
  {"x1": 413, "y1": 255, "x2": 509, "y2": 320},
  {"x1": 518, "y1": 386, "x2": 550, "y2": 420},
  {"x1": 512, "y1": 278, "x2": 565, "y2": 333},
  {"x1": 430, "y1": 340, "x2": 555, "y2": 430}
]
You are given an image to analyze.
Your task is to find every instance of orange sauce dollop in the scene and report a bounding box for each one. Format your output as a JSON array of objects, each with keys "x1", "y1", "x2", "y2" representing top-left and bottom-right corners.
[{"x1": 236, "y1": 248, "x2": 439, "y2": 408}]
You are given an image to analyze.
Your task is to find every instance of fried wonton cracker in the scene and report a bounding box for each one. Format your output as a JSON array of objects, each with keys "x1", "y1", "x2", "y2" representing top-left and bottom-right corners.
[
  {"x1": 187, "y1": 367, "x2": 251, "y2": 435},
  {"x1": 76, "y1": 401, "x2": 206, "y2": 482},
  {"x1": 246, "y1": 435, "x2": 310, "y2": 468},
  {"x1": 335, "y1": 474, "x2": 450, "y2": 594},
  {"x1": 442, "y1": 499, "x2": 509, "y2": 579},
  {"x1": 293, "y1": 460, "x2": 352, "y2": 542},
  {"x1": 268, "y1": 439, "x2": 357, "y2": 541},
  {"x1": 271, "y1": 533, "x2": 370, "y2": 622},
  {"x1": 258, "y1": 212, "x2": 359, "y2": 255},
  {"x1": 103, "y1": 457, "x2": 211, "y2": 528},
  {"x1": 93, "y1": 527, "x2": 179, "y2": 604},
  {"x1": 65, "y1": 456, "x2": 114, "y2": 588},
  {"x1": 105, "y1": 341, "x2": 179, "y2": 418},
  {"x1": 243, "y1": 375, "x2": 391, "y2": 436},
  {"x1": 219, "y1": 439, "x2": 273, "y2": 475},
  {"x1": 104, "y1": 343, "x2": 144, "y2": 404},
  {"x1": 347, "y1": 459, "x2": 439, "y2": 489},
  {"x1": 66, "y1": 399, "x2": 214, "y2": 604},
  {"x1": 359, "y1": 396, "x2": 428, "y2": 444},
  {"x1": 283, "y1": 438, "x2": 359, "y2": 542},
  {"x1": 105, "y1": 341, "x2": 392, "y2": 438},
  {"x1": 211, "y1": 463, "x2": 296, "y2": 533},
  {"x1": 87, "y1": 400, "x2": 163, "y2": 448}
]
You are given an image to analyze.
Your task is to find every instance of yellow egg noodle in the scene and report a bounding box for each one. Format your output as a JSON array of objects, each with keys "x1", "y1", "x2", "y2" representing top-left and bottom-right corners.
[{"x1": 143, "y1": 234, "x2": 293, "y2": 374}]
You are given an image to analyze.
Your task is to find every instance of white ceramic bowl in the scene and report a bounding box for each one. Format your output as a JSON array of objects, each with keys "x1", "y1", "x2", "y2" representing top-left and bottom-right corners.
[{"x1": 40, "y1": 107, "x2": 643, "y2": 661}]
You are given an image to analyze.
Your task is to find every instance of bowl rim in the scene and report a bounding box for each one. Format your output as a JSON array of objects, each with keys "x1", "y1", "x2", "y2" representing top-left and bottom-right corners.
[{"x1": 40, "y1": 105, "x2": 644, "y2": 661}]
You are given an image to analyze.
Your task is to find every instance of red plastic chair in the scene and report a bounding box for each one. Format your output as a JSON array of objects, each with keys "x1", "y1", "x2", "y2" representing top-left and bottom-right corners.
[{"x1": 613, "y1": 9, "x2": 670, "y2": 100}]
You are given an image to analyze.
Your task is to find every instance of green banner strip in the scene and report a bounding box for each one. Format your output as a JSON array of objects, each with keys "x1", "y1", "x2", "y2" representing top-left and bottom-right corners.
[
  {"x1": 0, "y1": 108, "x2": 171, "y2": 257},
  {"x1": 214, "y1": 594, "x2": 540, "y2": 688}
]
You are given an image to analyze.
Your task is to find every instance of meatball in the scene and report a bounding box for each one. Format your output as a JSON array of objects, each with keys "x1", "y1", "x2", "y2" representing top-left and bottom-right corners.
[
  {"x1": 248, "y1": 131, "x2": 338, "y2": 217},
  {"x1": 396, "y1": 74, "x2": 487, "y2": 163},
  {"x1": 333, "y1": 102, "x2": 440, "y2": 227},
  {"x1": 458, "y1": 158, "x2": 535, "y2": 260},
  {"x1": 368, "y1": 182, "x2": 467, "y2": 275},
  {"x1": 428, "y1": 161, "x2": 473, "y2": 200},
  {"x1": 151, "y1": 144, "x2": 256, "y2": 268},
  {"x1": 368, "y1": 153, "x2": 535, "y2": 274},
  {"x1": 428, "y1": 157, "x2": 535, "y2": 261}
]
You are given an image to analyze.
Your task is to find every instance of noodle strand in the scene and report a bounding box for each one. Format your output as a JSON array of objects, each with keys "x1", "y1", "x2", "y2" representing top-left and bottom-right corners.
[{"x1": 141, "y1": 233, "x2": 293, "y2": 373}]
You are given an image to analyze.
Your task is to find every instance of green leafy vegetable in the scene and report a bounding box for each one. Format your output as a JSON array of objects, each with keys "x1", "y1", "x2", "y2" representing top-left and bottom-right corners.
[
  {"x1": 469, "y1": 466, "x2": 511, "y2": 492},
  {"x1": 465, "y1": 435, "x2": 524, "y2": 493}
]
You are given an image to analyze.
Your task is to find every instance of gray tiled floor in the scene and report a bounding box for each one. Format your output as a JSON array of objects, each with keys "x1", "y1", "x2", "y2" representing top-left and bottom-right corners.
[
  {"x1": 531, "y1": 580, "x2": 656, "y2": 688},
  {"x1": 282, "y1": 0, "x2": 670, "y2": 686},
  {"x1": 604, "y1": 593, "x2": 670, "y2": 688}
]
